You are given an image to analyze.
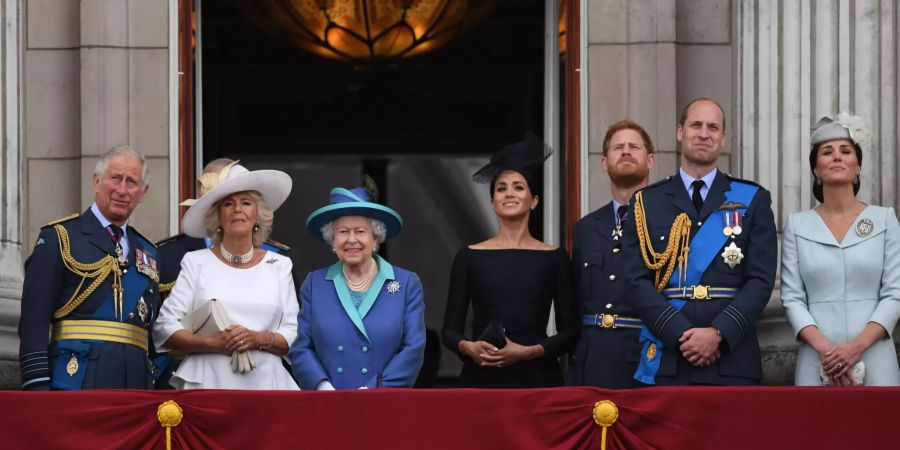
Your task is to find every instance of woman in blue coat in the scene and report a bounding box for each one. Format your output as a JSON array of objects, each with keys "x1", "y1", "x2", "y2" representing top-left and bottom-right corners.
[{"x1": 290, "y1": 183, "x2": 426, "y2": 389}]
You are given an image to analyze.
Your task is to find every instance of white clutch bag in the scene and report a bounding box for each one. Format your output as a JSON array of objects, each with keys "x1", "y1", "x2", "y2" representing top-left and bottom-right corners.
[
  {"x1": 180, "y1": 299, "x2": 255, "y2": 374},
  {"x1": 819, "y1": 361, "x2": 866, "y2": 386}
]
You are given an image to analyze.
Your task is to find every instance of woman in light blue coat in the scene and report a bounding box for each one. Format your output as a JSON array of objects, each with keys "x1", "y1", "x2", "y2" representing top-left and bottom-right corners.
[
  {"x1": 289, "y1": 183, "x2": 425, "y2": 389},
  {"x1": 781, "y1": 112, "x2": 900, "y2": 386}
]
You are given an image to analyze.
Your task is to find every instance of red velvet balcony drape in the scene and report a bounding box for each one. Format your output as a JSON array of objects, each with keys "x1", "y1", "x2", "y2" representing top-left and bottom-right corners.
[{"x1": 0, "y1": 387, "x2": 895, "y2": 449}]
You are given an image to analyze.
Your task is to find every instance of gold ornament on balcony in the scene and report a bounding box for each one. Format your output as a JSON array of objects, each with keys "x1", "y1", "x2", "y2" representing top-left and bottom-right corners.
[{"x1": 241, "y1": 0, "x2": 497, "y2": 63}]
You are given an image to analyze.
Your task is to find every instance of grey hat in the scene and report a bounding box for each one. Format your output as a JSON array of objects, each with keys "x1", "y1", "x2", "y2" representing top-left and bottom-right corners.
[{"x1": 810, "y1": 111, "x2": 871, "y2": 147}]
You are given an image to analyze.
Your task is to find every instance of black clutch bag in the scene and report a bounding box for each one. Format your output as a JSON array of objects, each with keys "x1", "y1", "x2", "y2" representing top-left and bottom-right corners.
[{"x1": 477, "y1": 321, "x2": 508, "y2": 349}]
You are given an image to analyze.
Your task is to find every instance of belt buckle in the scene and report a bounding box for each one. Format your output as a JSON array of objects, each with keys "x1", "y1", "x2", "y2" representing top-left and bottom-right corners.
[
  {"x1": 597, "y1": 314, "x2": 617, "y2": 328},
  {"x1": 692, "y1": 285, "x2": 710, "y2": 300}
]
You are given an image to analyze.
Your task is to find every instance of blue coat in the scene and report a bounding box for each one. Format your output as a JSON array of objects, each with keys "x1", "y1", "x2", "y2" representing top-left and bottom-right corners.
[
  {"x1": 290, "y1": 255, "x2": 426, "y2": 389},
  {"x1": 569, "y1": 202, "x2": 644, "y2": 389},
  {"x1": 18, "y1": 208, "x2": 160, "y2": 390},
  {"x1": 622, "y1": 172, "x2": 777, "y2": 385}
]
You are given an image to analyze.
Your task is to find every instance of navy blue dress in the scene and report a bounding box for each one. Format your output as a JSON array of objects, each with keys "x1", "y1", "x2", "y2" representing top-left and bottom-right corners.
[{"x1": 441, "y1": 247, "x2": 579, "y2": 388}]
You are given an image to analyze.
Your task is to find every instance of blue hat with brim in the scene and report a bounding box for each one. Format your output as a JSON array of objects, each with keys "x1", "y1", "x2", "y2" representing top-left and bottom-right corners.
[{"x1": 306, "y1": 187, "x2": 403, "y2": 242}]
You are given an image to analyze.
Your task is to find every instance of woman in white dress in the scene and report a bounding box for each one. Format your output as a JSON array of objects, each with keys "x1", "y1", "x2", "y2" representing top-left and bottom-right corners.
[
  {"x1": 153, "y1": 163, "x2": 299, "y2": 389},
  {"x1": 781, "y1": 112, "x2": 900, "y2": 386}
]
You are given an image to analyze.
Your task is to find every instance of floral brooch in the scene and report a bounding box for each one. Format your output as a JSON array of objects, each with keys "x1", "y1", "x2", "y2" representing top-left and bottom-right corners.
[{"x1": 386, "y1": 280, "x2": 401, "y2": 294}]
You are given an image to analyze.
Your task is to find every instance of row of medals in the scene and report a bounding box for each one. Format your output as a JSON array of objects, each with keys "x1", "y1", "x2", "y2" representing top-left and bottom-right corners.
[{"x1": 114, "y1": 242, "x2": 149, "y2": 323}]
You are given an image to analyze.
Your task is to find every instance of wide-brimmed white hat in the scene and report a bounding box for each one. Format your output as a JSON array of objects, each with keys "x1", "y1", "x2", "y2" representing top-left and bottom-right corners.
[{"x1": 181, "y1": 162, "x2": 292, "y2": 238}]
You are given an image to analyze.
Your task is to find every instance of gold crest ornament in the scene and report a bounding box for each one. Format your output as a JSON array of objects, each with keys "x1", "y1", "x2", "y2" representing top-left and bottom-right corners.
[
  {"x1": 593, "y1": 400, "x2": 620, "y2": 450},
  {"x1": 157, "y1": 400, "x2": 184, "y2": 450},
  {"x1": 856, "y1": 218, "x2": 874, "y2": 237},
  {"x1": 66, "y1": 354, "x2": 79, "y2": 376},
  {"x1": 646, "y1": 342, "x2": 657, "y2": 361},
  {"x1": 386, "y1": 280, "x2": 401, "y2": 294},
  {"x1": 137, "y1": 297, "x2": 149, "y2": 323},
  {"x1": 721, "y1": 242, "x2": 744, "y2": 269}
]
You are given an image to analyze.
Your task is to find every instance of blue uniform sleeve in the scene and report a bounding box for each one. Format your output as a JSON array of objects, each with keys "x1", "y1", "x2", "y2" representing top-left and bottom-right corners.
[{"x1": 18, "y1": 227, "x2": 64, "y2": 390}]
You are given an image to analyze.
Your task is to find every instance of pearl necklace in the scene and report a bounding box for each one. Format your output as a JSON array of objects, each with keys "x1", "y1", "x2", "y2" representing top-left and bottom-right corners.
[
  {"x1": 221, "y1": 244, "x2": 254, "y2": 265},
  {"x1": 344, "y1": 259, "x2": 377, "y2": 292}
]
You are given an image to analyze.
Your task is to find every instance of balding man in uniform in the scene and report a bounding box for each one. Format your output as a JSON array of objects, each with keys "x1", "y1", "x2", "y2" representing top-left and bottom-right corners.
[{"x1": 623, "y1": 98, "x2": 777, "y2": 386}]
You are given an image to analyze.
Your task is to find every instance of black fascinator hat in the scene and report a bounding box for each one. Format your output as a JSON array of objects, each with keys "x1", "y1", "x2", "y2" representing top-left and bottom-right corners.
[{"x1": 473, "y1": 132, "x2": 553, "y2": 196}]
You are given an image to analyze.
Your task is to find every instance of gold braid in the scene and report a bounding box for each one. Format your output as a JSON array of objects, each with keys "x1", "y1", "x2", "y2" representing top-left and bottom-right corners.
[
  {"x1": 52, "y1": 224, "x2": 123, "y2": 319},
  {"x1": 633, "y1": 191, "x2": 693, "y2": 292}
]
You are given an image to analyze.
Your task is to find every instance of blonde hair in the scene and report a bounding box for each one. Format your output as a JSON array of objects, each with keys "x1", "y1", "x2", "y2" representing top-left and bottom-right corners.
[{"x1": 204, "y1": 190, "x2": 274, "y2": 247}]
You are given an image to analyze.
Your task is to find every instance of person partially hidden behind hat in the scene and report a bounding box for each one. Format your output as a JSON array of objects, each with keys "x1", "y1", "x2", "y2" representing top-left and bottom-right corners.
[
  {"x1": 289, "y1": 178, "x2": 426, "y2": 389},
  {"x1": 152, "y1": 158, "x2": 292, "y2": 388},
  {"x1": 152, "y1": 163, "x2": 299, "y2": 389},
  {"x1": 781, "y1": 112, "x2": 900, "y2": 386}
]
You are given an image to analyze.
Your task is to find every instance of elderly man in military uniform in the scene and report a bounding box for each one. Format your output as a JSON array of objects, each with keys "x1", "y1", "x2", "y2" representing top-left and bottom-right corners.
[
  {"x1": 18, "y1": 146, "x2": 160, "y2": 390},
  {"x1": 570, "y1": 120, "x2": 656, "y2": 389},
  {"x1": 622, "y1": 98, "x2": 777, "y2": 386},
  {"x1": 152, "y1": 158, "x2": 291, "y2": 388}
]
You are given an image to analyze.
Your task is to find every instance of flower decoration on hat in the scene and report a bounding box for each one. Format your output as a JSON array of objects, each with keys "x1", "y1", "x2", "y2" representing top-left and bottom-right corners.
[{"x1": 835, "y1": 111, "x2": 872, "y2": 146}]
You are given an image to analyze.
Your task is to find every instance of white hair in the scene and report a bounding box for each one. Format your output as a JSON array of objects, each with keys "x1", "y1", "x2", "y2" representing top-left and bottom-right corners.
[
  {"x1": 320, "y1": 218, "x2": 387, "y2": 250},
  {"x1": 94, "y1": 145, "x2": 150, "y2": 187}
]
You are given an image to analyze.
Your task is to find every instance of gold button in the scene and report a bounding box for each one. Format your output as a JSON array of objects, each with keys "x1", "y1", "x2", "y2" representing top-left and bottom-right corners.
[
  {"x1": 608, "y1": 275, "x2": 616, "y2": 281},
  {"x1": 606, "y1": 303, "x2": 613, "y2": 309},
  {"x1": 698, "y1": 221, "x2": 703, "y2": 226},
  {"x1": 659, "y1": 236, "x2": 665, "y2": 241},
  {"x1": 612, "y1": 248, "x2": 620, "y2": 254},
  {"x1": 584, "y1": 262, "x2": 589, "y2": 267}
]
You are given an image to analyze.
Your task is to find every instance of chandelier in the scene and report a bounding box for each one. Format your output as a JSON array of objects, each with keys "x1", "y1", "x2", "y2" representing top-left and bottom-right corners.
[{"x1": 241, "y1": 0, "x2": 497, "y2": 63}]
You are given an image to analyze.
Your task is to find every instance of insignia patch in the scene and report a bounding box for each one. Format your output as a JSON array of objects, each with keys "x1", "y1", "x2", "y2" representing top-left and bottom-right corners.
[
  {"x1": 646, "y1": 343, "x2": 657, "y2": 361},
  {"x1": 137, "y1": 296, "x2": 149, "y2": 323},
  {"x1": 856, "y1": 218, "x2": 874, "y2": 237},
  {"x1": 721, "y1": 242, "x2": 744, "y2": 269},
  {"x1": 386, "y1": 280, "x2": 401, "y2": 294},
  {"x1": 66, "y1": 354, "x2": 79, "y2": 376}
]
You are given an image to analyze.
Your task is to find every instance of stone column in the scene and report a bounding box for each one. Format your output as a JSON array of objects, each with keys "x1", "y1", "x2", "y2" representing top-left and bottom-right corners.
[
  {"x1": 736, "y1": 0, "x2": 900, "y2": 383},
  {"x1": 0, "y1": 0, "x2": 22, "y2": 389}
]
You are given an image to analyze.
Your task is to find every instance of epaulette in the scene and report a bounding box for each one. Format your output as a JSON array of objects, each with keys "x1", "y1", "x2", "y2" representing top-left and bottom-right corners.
[
  {"x1": 156, "y1": 233, "x2": 186, "y2": 247},
  {"x1": 265, "y1": 239, "x2": 291, "y2": 252},
  {"x1": 41, "y1": 213, "x2": 79, "y2": 228},
  {"x1": 723, "y1": 172, "x2": 765, "y2": 189},
  {"x1": 129, "y1": 227, "x2": 157, "y2": 249},
  {"x1": 637, "y1": 175, "x2": 674, "y2": 193}
]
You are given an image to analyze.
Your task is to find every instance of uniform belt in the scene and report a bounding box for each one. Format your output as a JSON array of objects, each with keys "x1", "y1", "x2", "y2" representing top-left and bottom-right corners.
[
  {"x1": 582, "y1": 314, "x2": 643, "y2": 329},
  {"x1": 51, "y1": 320, "x2": 149, "y2": 353},
  {"x1": 662, "y1": 285, "x2": 738, "y2": 301}
]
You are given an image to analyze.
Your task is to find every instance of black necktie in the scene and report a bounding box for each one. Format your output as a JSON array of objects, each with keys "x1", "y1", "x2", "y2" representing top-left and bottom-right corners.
[
  {"x1": 691, "y1": 180, "x2": 704, "y2": 213},
  {"x1": 108, "y1": 225, "x2": 123, "y2": 242},
  {"x1": 616, "y1": 205, "x2": 628, "y2": 225}
]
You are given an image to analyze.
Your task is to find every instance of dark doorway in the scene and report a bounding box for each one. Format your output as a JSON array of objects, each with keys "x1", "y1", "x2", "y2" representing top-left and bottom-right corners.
[{"x1": 199, "y1": 0, "x2": 547, "y2": 383}]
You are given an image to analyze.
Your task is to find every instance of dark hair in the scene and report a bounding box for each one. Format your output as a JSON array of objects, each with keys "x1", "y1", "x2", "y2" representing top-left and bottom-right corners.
[
  {"x1": 678, "y1": 97, "x2": 727, "y2": 132},
  {"x1": 602, "y1": 120, "x2": 655, "y2": 156},
  {"x1": 809, "y1": 141, "x2": 863, "y2": 203}
]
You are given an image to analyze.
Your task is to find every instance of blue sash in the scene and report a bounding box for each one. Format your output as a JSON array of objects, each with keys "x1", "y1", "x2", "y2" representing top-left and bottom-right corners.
[{"x1": 634, "y1": 181, "x2": 758, "y2": 384}]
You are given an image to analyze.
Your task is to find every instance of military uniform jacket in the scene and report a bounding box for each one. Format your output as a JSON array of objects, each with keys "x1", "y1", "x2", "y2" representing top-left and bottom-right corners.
[
  {"x1": 18, "y1": 209, "x2": 160, "y2": 390},
  {"x1": 570, "y1": 202, "x2": 643, "y2": 388},
  {"x1": 622, "y1": 171, "x2": 777, "y2": 385}
]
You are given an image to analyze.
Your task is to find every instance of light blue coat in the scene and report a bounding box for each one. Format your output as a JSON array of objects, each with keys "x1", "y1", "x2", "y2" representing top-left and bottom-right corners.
[
  {"x1": 781, "y1": 206, "x2": 900, "y2": 385},
  {"x1": 290, "y1": 255, "x2": 426, "y2": 389}
]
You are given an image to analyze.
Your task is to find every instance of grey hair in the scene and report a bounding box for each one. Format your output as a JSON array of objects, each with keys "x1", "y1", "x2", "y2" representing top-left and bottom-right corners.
[
  {"x1": 94, "y1": 145, "x2": 150, "y2": 187},
  {"x1": 320, "y1": 218, "x2": 387, "y2": 249},
  {"x1": 203, "y1": 158, "x2": 235, "y2": 175},
  {"x1": 204, "y1": 190, "x2": 274, "y2": 247}
]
